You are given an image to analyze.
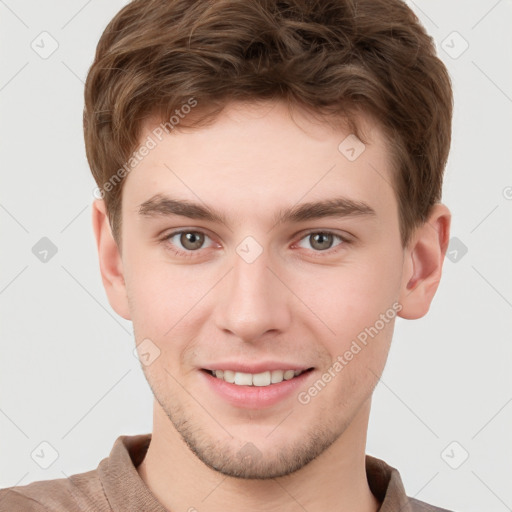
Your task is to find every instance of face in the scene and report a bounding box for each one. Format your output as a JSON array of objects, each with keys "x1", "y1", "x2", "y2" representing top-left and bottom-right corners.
[{"x1": 116, "y1": 100, "x2": 407, "y2": 478}]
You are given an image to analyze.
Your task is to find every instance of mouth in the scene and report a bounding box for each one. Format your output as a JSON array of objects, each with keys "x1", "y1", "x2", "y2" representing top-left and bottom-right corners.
[{"x1": 201, "y1": 368, "x2": 314, "y2": 387}]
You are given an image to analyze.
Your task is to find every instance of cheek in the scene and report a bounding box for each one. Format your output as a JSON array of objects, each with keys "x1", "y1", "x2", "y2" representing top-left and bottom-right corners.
[
  {"x1": 308, "y1": 313, "x2": 395, "y2": 414},
  {"x1": 300, "y1": 259, "x2": 400, "y2": 338},
  {"x1": 296, "y1": 253, "x2": 402, "y2": 382},
  {"x1": 125, "y1": 249, "x2": 198, "y2": 329},
  {"x1": 125, "y1": 259, "x2": 211, "y2": 374}
]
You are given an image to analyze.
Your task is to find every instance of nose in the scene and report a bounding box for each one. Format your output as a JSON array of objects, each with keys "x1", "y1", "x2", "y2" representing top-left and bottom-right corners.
[{"x1": 213, "y1": 246, "x2": 292, "y2": 343}]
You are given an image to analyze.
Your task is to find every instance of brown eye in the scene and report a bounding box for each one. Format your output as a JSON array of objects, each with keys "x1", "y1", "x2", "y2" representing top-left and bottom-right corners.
[
  {"x1": 162, "y1": 230, "x2": 214, "y2": 257},
  {"x1": 308, "y1": 232, "x2": 334, "y2": 251},
  {"x1": 296, "y1": 231, "x2": 346, "y2": 253},
  {"x1": 178, "y1": 231, "x2": 205, "y2": 250}
]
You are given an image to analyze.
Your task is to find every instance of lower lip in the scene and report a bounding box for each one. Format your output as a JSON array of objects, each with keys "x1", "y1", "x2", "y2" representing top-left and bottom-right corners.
[{"x1": 200, "y1": 369, "x2": 314, "y2": 409}]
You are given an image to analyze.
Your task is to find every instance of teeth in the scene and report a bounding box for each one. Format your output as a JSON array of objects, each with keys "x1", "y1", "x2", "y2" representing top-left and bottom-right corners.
[
  {"x1": 211, "y1": 369, "x2": 306, "y2": 386},
  {"x1": 252, "y1": 371, "x2": 271, "y2": 386},
  {"x1": 271, "y1": 370, "x2": 284, "y2": 383},
  {"x1": 223, "y1": 370, "x2": 235, "y2": 383},
  {"x1": 234, "y1": 372, "x2": 253, "y2": 386}
]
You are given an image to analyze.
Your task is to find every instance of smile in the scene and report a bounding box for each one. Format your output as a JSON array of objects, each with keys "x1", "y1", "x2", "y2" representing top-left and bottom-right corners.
[{"x1": 204, "y1": 368, "x2": 313, "y2": 387}]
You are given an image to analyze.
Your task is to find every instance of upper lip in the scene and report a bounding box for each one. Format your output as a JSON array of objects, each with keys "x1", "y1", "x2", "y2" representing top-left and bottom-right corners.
[{"x1": 201, "y1": 362, "x2": 313, "y2": 373}]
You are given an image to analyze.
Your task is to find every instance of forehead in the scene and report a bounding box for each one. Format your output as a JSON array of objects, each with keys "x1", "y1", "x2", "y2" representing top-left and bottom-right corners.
[{"x1": 122, "y1": 101, "x2": 396, "y2": 225}]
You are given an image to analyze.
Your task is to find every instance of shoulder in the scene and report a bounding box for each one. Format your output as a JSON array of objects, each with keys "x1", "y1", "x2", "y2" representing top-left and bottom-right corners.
[
  {"x1": 0, "y1": 468, "x2": 109, "y2": 512},
  {"x1": 365, "y1": 454, "x2": 457, "y2": 512}
]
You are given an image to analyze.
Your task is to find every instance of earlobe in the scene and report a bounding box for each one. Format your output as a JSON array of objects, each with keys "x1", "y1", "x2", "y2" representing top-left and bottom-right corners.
[
  {"x1": 398, "y1": 203, "x2": 451, "y2": 320},
  {"x1": 91, "y1": 199, "x2": 131, "y2": 320}
]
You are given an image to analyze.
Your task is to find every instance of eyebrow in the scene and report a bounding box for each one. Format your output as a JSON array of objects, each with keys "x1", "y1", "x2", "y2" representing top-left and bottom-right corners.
[{"x1": 138, "y1": 193, "x2": 376, "y2": 227}]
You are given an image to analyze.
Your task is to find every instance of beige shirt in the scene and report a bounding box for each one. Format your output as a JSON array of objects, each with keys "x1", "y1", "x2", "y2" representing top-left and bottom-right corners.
[{"x1": 0, "y1": 433, "x2": 453, "y2": 511}]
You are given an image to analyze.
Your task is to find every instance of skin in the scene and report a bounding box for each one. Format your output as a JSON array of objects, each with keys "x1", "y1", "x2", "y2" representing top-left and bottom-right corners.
[{"x1": 92, "y1": 100, "x2": 450, "y2": 512}]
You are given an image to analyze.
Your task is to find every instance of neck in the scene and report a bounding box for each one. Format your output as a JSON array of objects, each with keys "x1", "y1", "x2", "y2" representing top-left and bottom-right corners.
[{"x1": 137, "y1": 398, "x2": 380, "y2": 512}]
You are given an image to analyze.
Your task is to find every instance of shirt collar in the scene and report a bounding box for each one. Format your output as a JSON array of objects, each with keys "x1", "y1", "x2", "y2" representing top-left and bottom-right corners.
[{"x1": 98, "y1": 433, "x2": 414, "y2": 512}]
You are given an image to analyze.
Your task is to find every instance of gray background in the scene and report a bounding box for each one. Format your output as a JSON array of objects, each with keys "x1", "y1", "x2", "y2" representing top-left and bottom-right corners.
[{"x1": 1, "y1": 1, "x2": 511, "y2": 510}]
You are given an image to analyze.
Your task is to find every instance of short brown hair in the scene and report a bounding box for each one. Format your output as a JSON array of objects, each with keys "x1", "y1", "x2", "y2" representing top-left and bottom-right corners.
[{"x1": 83, "y1": 0, "x2": 453, "y2": 248}]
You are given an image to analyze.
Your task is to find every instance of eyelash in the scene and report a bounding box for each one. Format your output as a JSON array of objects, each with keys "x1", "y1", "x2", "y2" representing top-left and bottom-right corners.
[{"x1": 159, "y1": 229, "x2": 351, "y2": 259}]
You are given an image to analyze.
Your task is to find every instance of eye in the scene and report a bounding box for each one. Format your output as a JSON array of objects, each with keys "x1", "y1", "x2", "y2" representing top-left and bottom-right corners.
[
  {"x1": 295, "y1": 231, "x2": 348, "y2": 253},
  {"x1": 160, "y1": 229, "x2": 350, "y2": 259},
  {"x1": 161, "y1": 230, "x2": 215, "y2": 257}
]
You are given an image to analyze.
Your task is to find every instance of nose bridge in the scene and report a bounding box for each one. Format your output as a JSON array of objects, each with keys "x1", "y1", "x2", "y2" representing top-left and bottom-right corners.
[{"x1": 214, "y1": 241, "x2": 291, "y2": 341}]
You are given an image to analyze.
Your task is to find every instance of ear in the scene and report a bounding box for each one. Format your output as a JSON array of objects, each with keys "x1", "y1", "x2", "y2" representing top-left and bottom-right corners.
[
  {"x1": 398, "y1": 203, "x2": 451, "y2": 319},
  {"x1": 91, "y1": 199, "x2": 131, "y2": 320}
]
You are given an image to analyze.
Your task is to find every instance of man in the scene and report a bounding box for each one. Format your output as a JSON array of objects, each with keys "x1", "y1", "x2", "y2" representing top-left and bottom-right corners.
[{"x1": 0, "y1": 0, "x2": 455, "y2": 510}]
